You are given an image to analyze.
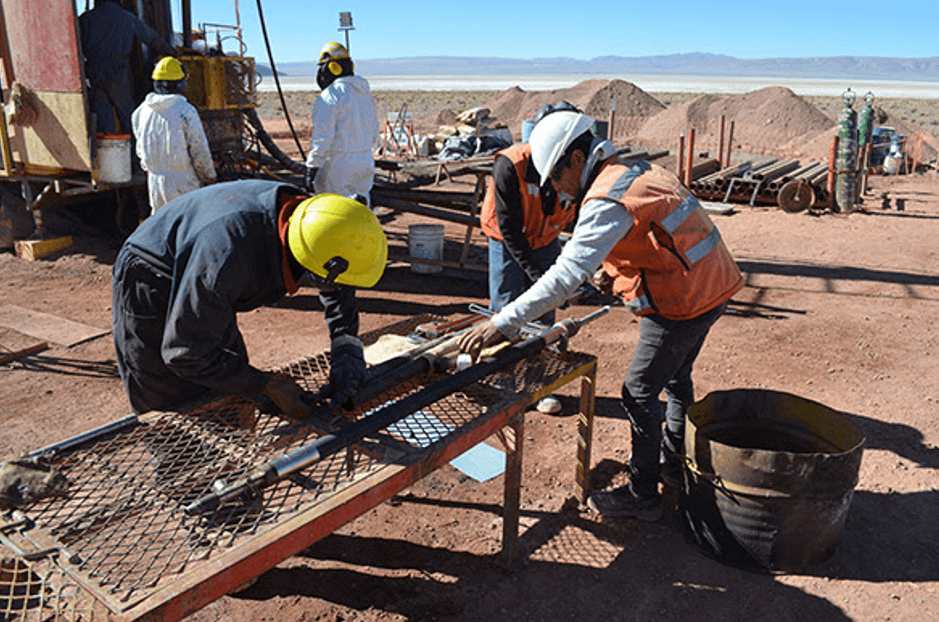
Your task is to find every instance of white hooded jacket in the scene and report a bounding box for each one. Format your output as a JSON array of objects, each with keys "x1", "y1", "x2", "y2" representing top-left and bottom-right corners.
[
  {"x1": 132, "y1": 93, "x2": 217, "y2": 213},
  {"x1": 305, "y1": 75, "x2": 380, "y2": 203}
]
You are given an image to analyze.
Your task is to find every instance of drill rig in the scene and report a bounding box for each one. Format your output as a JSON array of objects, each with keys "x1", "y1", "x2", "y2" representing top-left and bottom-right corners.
[{"x1": 0, "y1": 0, "x2": 301, "y2": 239}]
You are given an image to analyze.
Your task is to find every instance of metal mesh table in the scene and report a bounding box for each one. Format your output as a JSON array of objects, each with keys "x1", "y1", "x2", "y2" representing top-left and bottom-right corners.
[{"x1": 1, "y1": 318, "x2": 597, "y2": 622}]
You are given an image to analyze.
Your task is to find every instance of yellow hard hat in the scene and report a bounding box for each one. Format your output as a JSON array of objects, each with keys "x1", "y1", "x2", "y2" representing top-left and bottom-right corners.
[
  {"x1": 152, "y1": 57, "x2": 186, "y2": 81},
  {"x1": 318, "y1": 41, "x2": 350, "y2": 64},
  {"x1": 287, "y1": 194, "x2": 387, "y2": 288}
]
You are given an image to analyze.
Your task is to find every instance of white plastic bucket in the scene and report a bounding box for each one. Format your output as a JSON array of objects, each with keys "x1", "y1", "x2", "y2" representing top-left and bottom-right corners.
[
  {"x1": 408, "y1": 224, "x2": 444, "y2": 274},
  {"x1": 97, "y1": 133, "x2": 131, "y2": 184}
]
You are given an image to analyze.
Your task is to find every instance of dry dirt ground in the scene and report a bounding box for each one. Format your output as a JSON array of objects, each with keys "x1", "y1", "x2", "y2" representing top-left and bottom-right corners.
[
  {"x1": 2, "y1": 87, "x2": 939, "y2": 621},
  {"x1": 1, "y1": 171, "x2": 937, "y2": 622}
]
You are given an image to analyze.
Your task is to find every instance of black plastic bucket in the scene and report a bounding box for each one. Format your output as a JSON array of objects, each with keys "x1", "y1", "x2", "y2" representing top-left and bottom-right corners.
[{"x1": 679, "y1": 389, "x2": 865, "y2": 574}]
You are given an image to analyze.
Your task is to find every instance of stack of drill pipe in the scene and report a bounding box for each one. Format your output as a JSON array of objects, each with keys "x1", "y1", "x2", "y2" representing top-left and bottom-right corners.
[
  {"x1": 773, "y1": 161, "x2": 821, "y2": 189},
  {"x1": 759, "y1": 160, "x2": 803, "y2": 193},
  {"x1": 689, "y1": 158, "x2": 721, "y2": 182},
  {"x1": 756, "y1": 160, "x2": 800, "y2": 184},
  {"x1": 806, "y1": 163, "x2": 833, "y2": 205},
  {"x1": 690, "y1": 160, "x2": 753, "y2": 196},
  {"x1": 727, "y1": 159, "x2": 779, "y2": 200},
  {"x1": 740, "y1": 158, "x2": 780, "y2": 181}
]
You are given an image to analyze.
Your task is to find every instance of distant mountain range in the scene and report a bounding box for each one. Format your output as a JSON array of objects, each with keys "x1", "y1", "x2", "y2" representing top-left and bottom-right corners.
[{"x1": 258, "y1": 53, "x2": 939, "y2": 81}]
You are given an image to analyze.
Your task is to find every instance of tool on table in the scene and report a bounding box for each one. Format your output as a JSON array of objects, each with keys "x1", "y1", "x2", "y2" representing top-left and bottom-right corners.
[
  {"x1": 406, "y1": 312, "x2": 489, "y2": 344},
  {"x1": 185, "y1": 306, "x2": 610, "y2": 516}
]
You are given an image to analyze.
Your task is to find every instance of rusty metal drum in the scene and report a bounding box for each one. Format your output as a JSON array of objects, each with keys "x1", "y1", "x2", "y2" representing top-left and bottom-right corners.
[{"x1": 679, "y1": 389, "x2": 865, "y2": 573}]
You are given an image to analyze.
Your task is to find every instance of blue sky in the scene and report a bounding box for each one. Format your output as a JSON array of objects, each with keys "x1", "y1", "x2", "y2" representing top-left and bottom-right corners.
[{"x1": 184, "y1": 1, "x2": 939, "y2": 63}]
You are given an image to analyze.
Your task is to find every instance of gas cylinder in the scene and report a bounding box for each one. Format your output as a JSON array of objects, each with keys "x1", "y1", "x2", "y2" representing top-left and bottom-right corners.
[
  {"x1": 857, "y1": 92, "x2": 875, "y2": 149},
  {"x1": 835, "y1": 89, "x2": 858, "y2": 213}
]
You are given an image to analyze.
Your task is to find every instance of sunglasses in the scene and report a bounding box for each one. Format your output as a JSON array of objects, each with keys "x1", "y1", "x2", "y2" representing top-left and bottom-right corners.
[{"x1": 549, "y1": 153, "x2": 572, "y2": 182}]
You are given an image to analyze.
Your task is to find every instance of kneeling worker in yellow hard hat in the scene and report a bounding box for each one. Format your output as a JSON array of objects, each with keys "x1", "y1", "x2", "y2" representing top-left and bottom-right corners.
[{"x1": 111, "y1": 180, "x2": 388, "y2": 418}]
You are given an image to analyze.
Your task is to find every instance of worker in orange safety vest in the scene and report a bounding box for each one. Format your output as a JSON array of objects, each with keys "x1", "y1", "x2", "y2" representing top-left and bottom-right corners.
[
  {"x1": 479, "y1": 103, "x2": 582, "y2": 414},
  {"x1": 460, "y1": 111, "x2": 744, "y2": 521}
]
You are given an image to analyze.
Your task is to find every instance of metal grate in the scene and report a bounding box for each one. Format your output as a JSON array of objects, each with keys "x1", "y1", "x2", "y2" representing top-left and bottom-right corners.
[
  {"x1": 1, "y1": 316, "x2": 592, "y2": 620},
  {"x1": 0, "y1": 555, "x2": 94, "y2": 622},
  {"x1": 1, "y1": 356, "x2": 529, "y2": 616}
]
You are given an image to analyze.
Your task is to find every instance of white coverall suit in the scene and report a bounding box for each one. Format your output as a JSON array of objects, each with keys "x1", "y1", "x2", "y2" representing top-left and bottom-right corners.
[
  {"x1": 132, "y1": 93, "x2": 217, "y2": 214},
  {"x1": 305, "y1": 75, "x2": 380, "y2": 205}
]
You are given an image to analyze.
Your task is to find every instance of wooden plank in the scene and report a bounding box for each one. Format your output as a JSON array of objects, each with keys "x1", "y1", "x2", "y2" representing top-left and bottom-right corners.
[
  {"x1": 0, "y1": 341, "x2": 48, "y2": 365},
  {"x1": 0, "y1": 304, "x2": 109, "y2": 347},
  {"x1": 14, "y1": 235, "x2": 73, "y2": 260}
]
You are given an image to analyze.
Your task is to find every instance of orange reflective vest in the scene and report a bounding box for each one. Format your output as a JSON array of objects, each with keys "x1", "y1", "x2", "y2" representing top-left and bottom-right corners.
[
  {"x1": 585, "y1": 160, "x2": 744, "y2": 320},
  {"x1": 480, "y1": 143, "x2": 575, "y2": 249}
]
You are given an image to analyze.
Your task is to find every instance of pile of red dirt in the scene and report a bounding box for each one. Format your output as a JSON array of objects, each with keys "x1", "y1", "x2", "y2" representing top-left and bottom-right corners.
[
  {"x1": 632, "y1": 86, "x2": 836, "y2": 160},
  {"x1": 479, "y1": 79, "x2": 666, "y2": 143}
]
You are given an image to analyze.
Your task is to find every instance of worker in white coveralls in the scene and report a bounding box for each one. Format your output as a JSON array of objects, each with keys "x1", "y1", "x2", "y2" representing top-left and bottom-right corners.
[
  {"x1": 305, "y1": 42, "x2": 380, "y2": 208},
  {"x1": 132, "y1": 57, "x2": 217, "y2": 214}
]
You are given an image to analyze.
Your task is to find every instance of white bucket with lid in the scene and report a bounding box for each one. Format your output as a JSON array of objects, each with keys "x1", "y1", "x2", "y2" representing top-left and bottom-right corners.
[
  {"x1": 408, "y1": 224, "x2": 444, "y2": 274},
  {"x1": 97, "y1": 133, "x2": 131, "y2": 184}
]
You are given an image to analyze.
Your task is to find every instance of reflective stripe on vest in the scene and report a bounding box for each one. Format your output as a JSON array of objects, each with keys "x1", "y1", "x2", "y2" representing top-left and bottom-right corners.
[
  {"x1": 586, "y1": 160, "x2": 744, "y2": 320},
  {"x1": 661, "y1": 193, "x2": 724, "y2": 266},
  {"x1": 625, "y1": 293, "x2": 652, "y2": 315}
]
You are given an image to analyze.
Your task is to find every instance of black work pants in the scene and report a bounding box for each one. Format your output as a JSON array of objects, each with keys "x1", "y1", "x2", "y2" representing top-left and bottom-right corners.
[{"x1": 111, "y1": 251, "x2": 210, "y2": 414}]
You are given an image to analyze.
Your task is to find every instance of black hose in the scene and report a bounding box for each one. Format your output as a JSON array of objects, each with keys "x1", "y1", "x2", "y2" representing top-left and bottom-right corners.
[
  {"x1": 254, "y1": 0, "x2": 306, "y2": 161},
  {"x1": 243, "y1": 107, "x2": 306, "y2": 174}
]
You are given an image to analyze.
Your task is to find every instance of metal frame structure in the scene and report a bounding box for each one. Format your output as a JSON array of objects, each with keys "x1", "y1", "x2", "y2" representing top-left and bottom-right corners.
[{"x1": 1, "y1": 329, "x2": 598, "y2": 622}]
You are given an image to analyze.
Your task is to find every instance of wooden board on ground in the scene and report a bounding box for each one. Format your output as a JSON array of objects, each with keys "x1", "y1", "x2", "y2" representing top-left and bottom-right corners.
[{"x1": 0, "y1": 304, "x2": 109, "y2": 347}]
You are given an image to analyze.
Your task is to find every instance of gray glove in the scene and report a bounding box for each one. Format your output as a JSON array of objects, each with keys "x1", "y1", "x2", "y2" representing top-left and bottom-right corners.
[{"x1": 328, "y1": 337, "x2": 367, "y2": 408}]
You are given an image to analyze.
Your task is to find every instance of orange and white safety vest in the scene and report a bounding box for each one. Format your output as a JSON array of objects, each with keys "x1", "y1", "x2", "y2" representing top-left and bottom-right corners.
[
  {"x1": 586, "y1": 160, "x2": 744, "y2": 319},
  {"x1": 480, "y1": 143, "x2": 575, "y2": 249}
]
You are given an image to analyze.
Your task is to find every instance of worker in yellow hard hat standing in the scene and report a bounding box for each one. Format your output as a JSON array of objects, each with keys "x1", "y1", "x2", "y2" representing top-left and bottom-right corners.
[
  {"x1": 132, "y1": 57, "x2": 217, "y2": 214},
  {"x1": 305, "y1": 42, "x2": 380, "y2": 209},
  {"x1": 111, "y1": 179, "x2": 388, "y2": 417}
]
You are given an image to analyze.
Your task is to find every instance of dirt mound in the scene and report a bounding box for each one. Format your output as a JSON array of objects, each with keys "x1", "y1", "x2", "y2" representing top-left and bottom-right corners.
[
  {"x1": 479, "y1": 79, "x2": 666, "y2": 142},
  {"x1": 633, "y1": 86, "x2": 836, "y2": 159}
]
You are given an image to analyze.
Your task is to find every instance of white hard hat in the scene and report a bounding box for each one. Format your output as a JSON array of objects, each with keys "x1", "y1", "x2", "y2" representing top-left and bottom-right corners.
[{"x1": 529, "y1": 111, "x2": 596, "y2": 185}]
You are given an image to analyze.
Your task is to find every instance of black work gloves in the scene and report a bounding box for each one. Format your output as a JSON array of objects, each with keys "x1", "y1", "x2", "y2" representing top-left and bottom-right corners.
[
  {"x1": 263, "y1": 373, "x2": 313, "y2": 420},
  {"x1": 328, "y1": 337, "x2": 367, "y2": 408},
  {"x1": 304, "y1": 166, "x2": 318, "y2": 194}
]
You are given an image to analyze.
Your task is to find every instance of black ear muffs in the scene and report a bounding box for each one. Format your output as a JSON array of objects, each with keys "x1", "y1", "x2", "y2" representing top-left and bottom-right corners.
[{"x1": 328, "y1": 61, "x2": 342, "y2": 76}]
